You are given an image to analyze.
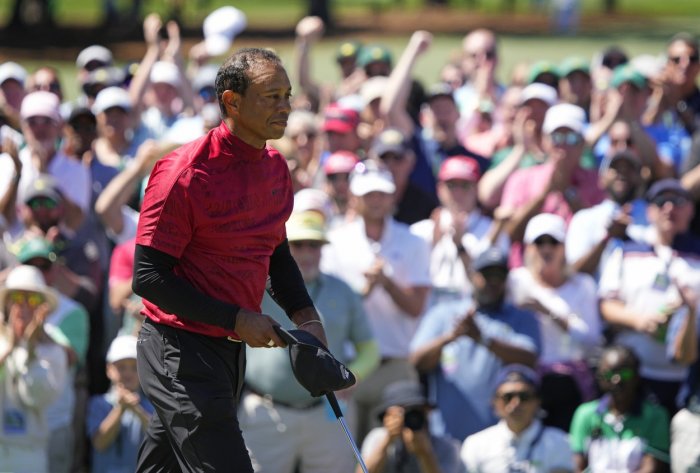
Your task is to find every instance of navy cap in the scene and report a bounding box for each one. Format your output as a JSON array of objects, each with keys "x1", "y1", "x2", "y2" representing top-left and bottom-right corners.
[
  {"x1": 472, "y1": 247, "x2": 508, "y2": 272},
  {"x1": 645, "y1": 178, "x2": 691, "y2": 203},
  {"x1": 274, "y1": 326, "x2": 356, "y2": 397},
  {"x1": 493, "y1": 364, "x2": 541, "y2": 394}
]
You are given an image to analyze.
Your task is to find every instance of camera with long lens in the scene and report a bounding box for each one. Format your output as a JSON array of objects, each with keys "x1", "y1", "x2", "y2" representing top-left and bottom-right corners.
[{"x1": 403, "y1": 409, "x2": 426, "y2": 431}]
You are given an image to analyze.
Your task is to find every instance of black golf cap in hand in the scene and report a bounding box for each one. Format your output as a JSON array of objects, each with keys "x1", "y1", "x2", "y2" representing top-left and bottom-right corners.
[{"x1": 274, "y1": 326, "x2": 356, "y2": 397}]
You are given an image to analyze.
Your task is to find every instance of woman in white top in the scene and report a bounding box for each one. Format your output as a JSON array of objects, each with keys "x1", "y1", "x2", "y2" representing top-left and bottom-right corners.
[{"x1": 507, "y1": 213, "x2": 602, "y2": 431}]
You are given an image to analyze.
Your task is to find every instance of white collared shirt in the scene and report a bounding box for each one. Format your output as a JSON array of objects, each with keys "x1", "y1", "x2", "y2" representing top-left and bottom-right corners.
[
  {"x1": 322, "y1": 217, "x2": 431, "y2": 358},
  {"x1": 461, "y1": 419, "x2": 574, "y2": 473}
]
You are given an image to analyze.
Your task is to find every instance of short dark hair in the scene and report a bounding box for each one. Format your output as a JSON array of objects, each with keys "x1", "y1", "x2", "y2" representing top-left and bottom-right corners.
[
  {"x1": 668, "y1": 32, "x2": 699, "y2": 53},
  {"x1": 215, "y1": 47, "x2": 283, "y2": 116},
  {"x1": 600, "y1": 344, "x2": 640, "y2": 372}
]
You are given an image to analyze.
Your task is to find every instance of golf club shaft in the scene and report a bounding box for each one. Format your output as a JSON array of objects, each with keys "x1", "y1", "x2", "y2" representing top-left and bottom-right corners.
[
  {"x1": 338, "y1": 416, "x2": 369, "y2": 473},
  {"x1": 327, "y1": 394, "x2": 369, "y2": 473}
]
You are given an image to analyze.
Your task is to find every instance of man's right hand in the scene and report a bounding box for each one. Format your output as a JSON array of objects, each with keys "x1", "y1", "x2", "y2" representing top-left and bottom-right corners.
[{"x1": 234, "y1": 308, "x2": 287, "y2": 348}]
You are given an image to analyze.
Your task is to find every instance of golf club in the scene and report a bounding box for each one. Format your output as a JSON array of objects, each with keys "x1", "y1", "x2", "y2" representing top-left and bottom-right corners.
[{"x1": 273, "y1": 325, "x2": 370, "y2": 473}]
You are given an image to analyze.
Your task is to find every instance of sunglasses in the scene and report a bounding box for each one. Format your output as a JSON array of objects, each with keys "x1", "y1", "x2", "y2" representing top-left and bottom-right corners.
[
  {"x1": 26, "y1": 116, "x2": 55, "y2": 127},
  {"x1": 652, "y1": 194, "x2": 689, "y2": 207},
  {"x1": 289, "y1": 241, "x2": 324, "y2": 250},
  {"x1": 670, "y1": 54, "x2": 699, "y2": 65},
  {"x1": 380, "y1": 153, "x2": 405, "y2": 163},
  {"x1": 611, "y1": 137, "x2": 633, "y2": 147},
  {"x1": 498, "y1": 390, "x2": 536, "y2": 403},
  {"x1": 550, "y1": 131, "x2": 583, "y2": 146},
  {"x1": 32, "y1": 81, "x2": 61, "y2": 94},
  {"x1": 8, "y1": 291, "x2": 45, "y2": 308},
  {"x1": 470, "y1": 49, "x2": 497, "y2": 60},
  {"x1": 445, "y1": 180, "x2": 474, "y2": 191},
  {"x1": 28, "y1": 197, "x2": 59, "y2": 210},
  {"x1": 598, "y1": 367, "x2": 636, "y2": 383},
  {"x1": 533, "y1": 236, "x2": 561, "y2": 247},
  {"x1": 326, "y1": 173, "x2": 350, "y2": 183}
]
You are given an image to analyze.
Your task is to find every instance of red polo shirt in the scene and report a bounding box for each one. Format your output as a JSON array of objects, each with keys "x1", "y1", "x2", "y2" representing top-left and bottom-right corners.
[{"x1": 136, "y1": 122, "x2": 294, "y2": 338}]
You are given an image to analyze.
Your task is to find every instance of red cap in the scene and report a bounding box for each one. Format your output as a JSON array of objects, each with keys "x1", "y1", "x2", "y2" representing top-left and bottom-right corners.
[
  {"x1": 322, "y1": 103, "x2": 359, "y2": 134},
  {"x1": 438, "y1": 156, "x2": 481, "y2": 182},
  {"x1": 323, "y1": 151, "x2": 360, "y2": 175}
]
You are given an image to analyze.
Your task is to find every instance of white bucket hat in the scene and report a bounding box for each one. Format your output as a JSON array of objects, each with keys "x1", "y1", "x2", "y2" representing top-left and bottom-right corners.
[{"x1": 0, "y1": 265, "x2": 58, "y2": 312}]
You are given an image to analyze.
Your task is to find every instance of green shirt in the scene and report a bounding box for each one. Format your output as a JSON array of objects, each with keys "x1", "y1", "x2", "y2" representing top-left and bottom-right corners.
[{"x1": 570, "y1": 396, "x2": 669, "y2": 467}]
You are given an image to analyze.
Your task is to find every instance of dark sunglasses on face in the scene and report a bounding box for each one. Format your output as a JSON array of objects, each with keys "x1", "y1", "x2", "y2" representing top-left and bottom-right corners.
[
  {"x1": 326, "y1": 173, "x2": 350, "y2": 183},
  {"x1": 652, "y1": 194, "x2": 689, "y2": 207},
  {"x1": 27, "y1": 116, "x2": 54, "y2": 127},
  {"x1": 611, "y1": 137, "x2": 633, "y2": 147},
  {"x1": 533, "y1": 236, "x2": 561, "y2": 247},
  {"x1": 380, "y1": 153, "x2": 405, "y2": 163},
  {"x1": 498, "y1": 390, "x2": 536, "y2": 403},
  {"x1": 28, "y1": 197, "x2": 59, "y2": 211},
  {"x1": 550, "y1": 130, "x2": 583, "y2": 146},
  {"x1": 289, "y1": 241, "x2": 324, "y2": 250},
  {"x1": 670, "y1": 54, "x2": 700, "y2": 65},
  {"x1": 445, "y1": 180, "x2": 474, "y2": 191},
  {"x1": 470, "y1": 49, "x2": 497, "y2": 60},
  {"x1": 8, "y1": 291, "x2": 45, "y2": 308},
  {"x1": 33, "y1": 81, "x2": 61, "y2": 94},
  {"x1": 598, "y1": 367, "x2": 636, "y2": 383}
]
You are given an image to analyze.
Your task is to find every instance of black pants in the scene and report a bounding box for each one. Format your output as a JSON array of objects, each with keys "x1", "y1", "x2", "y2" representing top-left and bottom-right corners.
[{"x1": 136, "y1": 319, "x2": 252, "y2": 473}]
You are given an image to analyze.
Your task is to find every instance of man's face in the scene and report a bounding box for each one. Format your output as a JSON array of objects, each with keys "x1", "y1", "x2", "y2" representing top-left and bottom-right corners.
[
  {"x1": 326, "y1": 130, "x2": 360, "y2": 154},
  {"x1": 357, "y1": 191, "x2": 394, "y2": 221},
  {"x1": 25, "y1": 196, "x2": 62, "y2": 232},
  {"x1": 462, "y1": 31, "x2": 498, "y2": 78},
  {"x1": 229, "y1": 62, "x2": 292, "y2": 148},
  {"x1": 666, "y1": 40, "x2": 700, "y2": 87},
  {"x1": 107, "y1": 358, "x2": 140, "y2": 392},
  {"x1": 597, "y1": 351, "x2": 639, "y2": 397},
  {"x1": 152, "y1": 82, "x2": 178, "y2": 109},
  {"x1": 647, "y1": 191, "x2": 694, "y2": 236},
  {"x1": 23, "y1": 115, "x2": 61, "y2": 154},
  {"x1": 437, "y1": 179, "x2": 477, "y2": 213},
  {"x1": 544, "y1": 126, "x2": 584, "y2": 162},
  {"x1": 65, "y1": 116, "x2": 97, "y2": 156},
  {"x1": 559, "y1": 71, "x2": 592, "y2": 106},
  {"x1": 0, "y1": 79, "x2": 25, "y2": 111},
  {"x1": 31, "y1": 69, "x2": 62, "y2": 101},
  {"x1": 471, "y1": 265, "x2": 507, "y2": 307},
  {"x1": 601, "y1": 158, "x2": 641, "y2": 204},
  {"x1": 289, "y1": 240, "x2": 323, "y2": 282},
  {"x1": 379, "y1": 151, "x2": 414, "y2": 190},
  {"x1": 324, "y1": 172, "x2": 351, "y2": 203},
  {"x1": 521, "y1": 98, "x2": 549, "y2": 128},
  {"x1": 97, "y1": 107, "x2": 130, "y2": 140},
  {"x1": 427, "y1": 96, "x2": 459, "y2": 138},
  {"x1": 493, "y1": 380, "x2": 540, "y2": 429}
]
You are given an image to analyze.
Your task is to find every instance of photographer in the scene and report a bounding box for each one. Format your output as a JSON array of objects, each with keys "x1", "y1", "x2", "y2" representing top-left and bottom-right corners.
[{"x1": 359, "y1": 380, "x2": 461, "y2": 473}]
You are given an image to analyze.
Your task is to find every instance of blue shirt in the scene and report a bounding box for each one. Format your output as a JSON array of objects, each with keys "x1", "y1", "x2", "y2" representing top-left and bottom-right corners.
[
  {"x1": 87, "y1": 389, "x2": 154, "y2": 473},
  {"x1": 410, "y1": 299, "x2": 541, "y2": 442}
]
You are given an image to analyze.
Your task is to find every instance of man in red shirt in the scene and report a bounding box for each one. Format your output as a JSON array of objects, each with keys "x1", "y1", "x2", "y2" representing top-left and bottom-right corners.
[{"x1": 133, "y1": 48, "x2": 327, "y2": 473}]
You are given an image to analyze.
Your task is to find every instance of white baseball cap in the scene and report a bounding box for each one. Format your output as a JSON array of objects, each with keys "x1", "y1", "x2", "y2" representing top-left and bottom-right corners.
[
  {"x1": 21, "y1": 91, "x2": 61, "y2": 122},
  {"x1": 350, "y1": 161, "x2": 396, "y2": 196},
  {"x1": 150, "y1": 61, "x2": 181, "y2": 87},
  {"x1": 524, "y1": 213, "x2": 567, "y2": 245},
  {"x1": 203, "y1": 6, "x2": 247, "y2": 56},
  {"x1": 92, "y1": 86, "x2": 131, "y2": 115},
  {"x1": 542, "y1": 103, "x2": 586, "y2": 135},
  {"x1": 106, "y1": 335, "x2": 138, "y2": 363},
  {"x1": 293, "y1": 188, "x2": 333, "y2": 221},
  {"x1": 0, "y1": 265, "x2": 58, "y2": 312},
  {"x1": 520, "y1": 83, "x2": 558, "y2": 106},
  {"x1": 360, "y1": 76, "x2": 389, "y2": 107},
  {"x1": 76, "y1": 45, "x2": 113, "y2": 69},
  {"x1": 0, "y1": 61, "x2": 27, "y2": 86}
]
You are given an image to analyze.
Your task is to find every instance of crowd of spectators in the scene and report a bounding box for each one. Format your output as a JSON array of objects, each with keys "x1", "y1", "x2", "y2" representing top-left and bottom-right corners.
[{"x1": 0, "y1": 6, "x2": 700, "y2": 473}]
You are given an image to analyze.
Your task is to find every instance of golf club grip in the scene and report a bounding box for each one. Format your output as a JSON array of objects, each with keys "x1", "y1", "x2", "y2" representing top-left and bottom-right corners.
[{"x1": 326, "y1": 392, "x2": 344, "y2": 418}]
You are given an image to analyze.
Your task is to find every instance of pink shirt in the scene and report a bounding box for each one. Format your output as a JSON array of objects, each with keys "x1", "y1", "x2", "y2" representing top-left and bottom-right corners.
[{"x1": 500, "y1": 161, "x2": 605, "y2": 267}]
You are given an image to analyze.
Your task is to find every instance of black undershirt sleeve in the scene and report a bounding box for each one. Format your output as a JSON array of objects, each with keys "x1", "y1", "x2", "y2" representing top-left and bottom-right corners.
[
  {"x1": 132, "y1": 244, "x2": 239, "y2": 331},
  {"x1": 266, "y1": 238, "x2": 314, "y2": 319}
]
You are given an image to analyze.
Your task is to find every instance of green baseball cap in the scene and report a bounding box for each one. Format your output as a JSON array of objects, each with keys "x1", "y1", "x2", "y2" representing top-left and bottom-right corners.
[
  {"x1": 16, "y1": 237, "x2": 56, "y2": 264},
  {"x1": 357, "y1": 44, "x2": 392, "y2": 68},
  {"x1": 336, "y1": 41, "x2": 362, "y2": 61},
  {"x1": 527, "y1": 60, "x2": 559, "y2": 84},
  {"x1": 610, "y1": 64, "x2": 646, "y2": 89},
  {"x1": 558, "y1": 56, "x2": 591, "y2": 77}
]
